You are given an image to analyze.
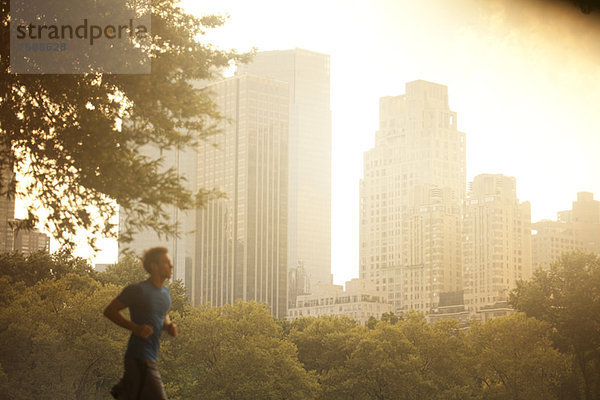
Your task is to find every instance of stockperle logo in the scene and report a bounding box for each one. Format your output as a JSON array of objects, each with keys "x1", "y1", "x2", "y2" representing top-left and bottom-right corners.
[{"x1": 10, "y1": 0, "x2": 151, "y2": 74}]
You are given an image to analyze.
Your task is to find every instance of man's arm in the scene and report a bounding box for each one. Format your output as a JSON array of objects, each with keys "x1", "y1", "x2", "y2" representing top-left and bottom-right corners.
[
  {"x1": 104, "y1": 298, "x2": 153, "y2": 338},
  {"x1": 163, "y1": 314, "x2": 178, "y2": 337}
]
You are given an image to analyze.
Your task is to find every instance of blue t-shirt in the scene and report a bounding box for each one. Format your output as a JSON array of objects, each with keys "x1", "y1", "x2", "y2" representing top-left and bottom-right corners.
[{"x1": 117, "y1": 280, "x2": 171, "y2": 361}]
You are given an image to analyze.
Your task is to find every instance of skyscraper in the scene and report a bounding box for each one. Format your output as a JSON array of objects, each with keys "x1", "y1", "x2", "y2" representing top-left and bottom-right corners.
[
  {"x1": 0, "y1": 166, "x2": 16, "y2": 252},
  {"x1": 570, "y1": 192, "x2": 600, "y2": 254},
  {"x1": 193, "y1": 74, "x2": 289, "y2": 318},
  {"x1": 0, "y1": 163, "x2": 49, "y2": 254},
  {"x1": 399, "y1": 186, "x2": 463, "y2": 312},
  {"x1": 288, "y1": 260, "x2": 310, "y2": 308},
  {"x1": 13, "y1": 229, "x2": 50, "y2": 254},
  {"x1": 238, "y1": 49, "x2": 332, "y2": 289},
  {"x1": 532, "y1": 192, "x2": 600, "y2": 270},
  {"x1": 463, "y1": 174, "x2": 532, "y2": 313},
  {"x1": 359, "y1": 80, "x2": 466, "y2": 313}
]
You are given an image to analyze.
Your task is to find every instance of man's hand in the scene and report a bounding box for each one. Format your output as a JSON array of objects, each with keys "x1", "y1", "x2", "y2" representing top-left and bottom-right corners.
[
  {"x1": 133, "y1": 324, "x2": 154, "y2": 339},
  {"x1": 163, "y1": 314, "x2": 178, "y2": 337},
  {"x1": 166, "y1": 323, "x2": 178, "y2": 337}
]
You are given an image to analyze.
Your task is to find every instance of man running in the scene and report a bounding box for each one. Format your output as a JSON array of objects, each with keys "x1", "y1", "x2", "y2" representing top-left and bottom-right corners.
[{"x1": 104, "y1": 246, "x2": 178, "y2": 400}]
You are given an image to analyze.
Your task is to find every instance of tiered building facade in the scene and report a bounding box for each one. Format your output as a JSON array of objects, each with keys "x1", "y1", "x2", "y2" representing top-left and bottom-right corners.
[{"x1": 359, "y1": 80, "x2": 466, "y2": 314}]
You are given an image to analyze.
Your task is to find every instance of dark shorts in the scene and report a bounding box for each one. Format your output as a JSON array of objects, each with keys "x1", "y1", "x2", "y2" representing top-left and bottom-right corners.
[{"x1": 111, "y1": 358, "x2": 168, "y2": 400}]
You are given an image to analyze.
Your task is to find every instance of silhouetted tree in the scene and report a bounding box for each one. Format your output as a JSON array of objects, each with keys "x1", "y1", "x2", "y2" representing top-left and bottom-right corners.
[{"x1": 0, "y1": 0, "x2": 247, "y2": 251}]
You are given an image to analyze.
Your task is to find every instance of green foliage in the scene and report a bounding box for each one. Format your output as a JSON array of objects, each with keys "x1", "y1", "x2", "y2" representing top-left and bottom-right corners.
[
  {"x1": 0, "y1": 0, "x2": 248, "y2": 251},
  {"x1": 0, "y1": 276, "x2": 25, "y2": 306},
  {"x1": 0, "y1": 249, "x2": 592, "y2": 399},
  {"x1": 0, "y1": 250, "x2": 95, "y2": 285},
  {"x1": 161, "y1": 301, "x2": 319, "y2": 400},
  {"x1": 167, "y1": 279, "x2": 190, "y2": 315},
  {"x1": 466, "y1": 313, "x2": 571, "y2": 400},
  {"x1": 399, "y1": 313, "x2": 476, "y2": 400},
  {"x1": 289, "y1": 315, "x2": 360, "y2": 375},
  {"x1": 0, "y1": 364, "x2": 8, "y2": 395},
  {"x1": 290, "y1": 314, "x2": 478, "y2": 400},
  {"x1": 95, "y1": 255, "x2": 148, "y2": 286},
  {"x1": 0, "y1": 273, "x2": 126, "y2": 399},
  {"x1": 324, "y1": 321, "x2": 431, "y2": 400},
  {"x1": 380, "y1": 311, "x2": 401, "y2": 325},
  {"x1": 510, "y1": 252, "x2": 600, "y2": 400}
]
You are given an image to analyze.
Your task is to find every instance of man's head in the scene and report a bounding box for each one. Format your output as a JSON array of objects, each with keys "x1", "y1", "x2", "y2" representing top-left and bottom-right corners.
[{"x1": 142, "y1": 246, "x2": 173, "y2": 280}]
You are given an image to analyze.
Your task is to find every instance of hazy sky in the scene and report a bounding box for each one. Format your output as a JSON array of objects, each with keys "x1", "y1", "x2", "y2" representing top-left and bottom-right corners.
[
  {"x1": 67, "y1": 0, "x2": 600, "y2": 284},
  {"x1": 178, "y1": 0, "x2": 600, "y2": 284}
]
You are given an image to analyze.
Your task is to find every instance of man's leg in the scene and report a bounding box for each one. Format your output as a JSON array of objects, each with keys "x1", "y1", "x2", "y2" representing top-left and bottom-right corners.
[
  {"x1": 139, "y1": 359, "x2": 168, "y2": 400},
  {"x1": 111, "y1": 358, "x2": 144, "y2": 400}
]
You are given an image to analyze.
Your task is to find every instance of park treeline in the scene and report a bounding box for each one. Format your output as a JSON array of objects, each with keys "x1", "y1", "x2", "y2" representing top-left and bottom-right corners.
[{"x1": 0, "y1": 251, "x2": 599, "y2": 400}]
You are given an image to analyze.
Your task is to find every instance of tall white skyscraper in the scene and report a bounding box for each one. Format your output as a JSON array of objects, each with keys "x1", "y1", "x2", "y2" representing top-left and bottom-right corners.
[
  {"x1": 193, "y1": 74, "x2": 289, "y2": 318},
  {"x1": 359, "y1": 80, "x2": 466, "y2": 313},
  {"x1": 238, "y1": 48, "x2": 332, "y2": 289}
]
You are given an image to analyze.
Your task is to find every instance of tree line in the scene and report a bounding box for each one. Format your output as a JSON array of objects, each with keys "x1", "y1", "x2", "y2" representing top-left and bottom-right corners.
[{"x1": 0, "y1": 250, "x2": 598, "y2": 399}]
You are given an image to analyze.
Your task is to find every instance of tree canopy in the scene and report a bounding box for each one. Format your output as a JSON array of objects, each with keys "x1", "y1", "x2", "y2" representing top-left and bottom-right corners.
[
  {"x1": 2, "y1": 249, "x2": 599, "y2": 399},
  {"x1": 0, "y1": 0, "x2": 247, "y2": 251},
  {"x1": 510, "y1": 252, "x2": 600, "y2": 400}
]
